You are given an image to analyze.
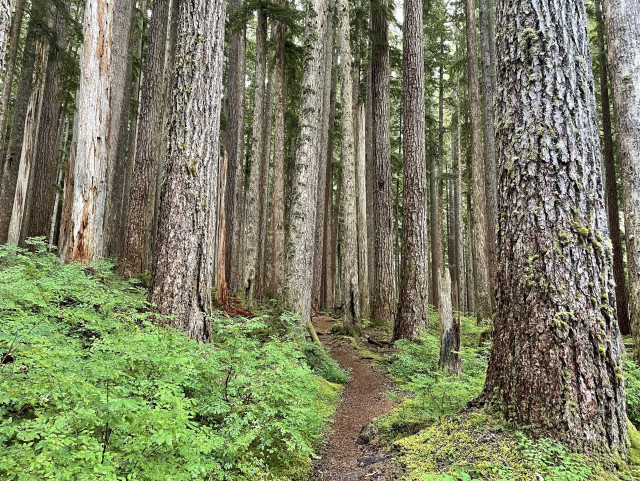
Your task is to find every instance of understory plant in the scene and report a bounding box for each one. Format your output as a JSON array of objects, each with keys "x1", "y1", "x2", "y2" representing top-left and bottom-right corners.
[{"x1": 0, "y1": 240, "x2": 345, "y2": 480}]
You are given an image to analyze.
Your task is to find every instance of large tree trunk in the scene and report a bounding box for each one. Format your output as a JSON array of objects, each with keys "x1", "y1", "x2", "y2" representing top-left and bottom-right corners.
[
  {"x1": 430, "y1": 64, "x2": 444, "y2": 309},
  {"x1": 0, "y1": 0, "x2": 24, "y2": 167},
  {"x1": 356, "y1": 104, "x2": 370, "y2": 318},
  {"x1": 266, "y1": 2, "x2": 286, "y2": 299},
  {"x1": 594, "y1": 0, "x2": 630, "y2": 335},
  {"x1": 365, "y1": 39, "x2": 376, "y2": 302},
  {"x1": 455, "y1": 74, "x2": 467, "y2": 313},
  {"x1": 103, "y1": 0, "x2": 135, "y2": 258},
  {"x1": 484, "y1": 0, "x2": 626, "y2": 453},
  {"x1": 337, "y1": 0, "x2": 361, "y2": 335},
  {"x1": 286, "y1": 0, "x2": 328, "y2": 339},
  {"x1": 602, "y1": 0, "x2": 640, "y2": 360},
  {"x1": 242, "y1": 9, "x2": 268, "y2": 302},
  {"x1": 119, "y1": 0, "x2": 171, "y2": 278},
  {"x1": 148, "y1": 0, "x2": 226, "y2": 342},
  {"x1": 226, "y1": 0, "x2": 247, "y2": 295},
  {"x1": 256, "y1": 43, "x2": 274, "y2": 299},
  {"x1": 478, "y1": 0, "x2": 498, "y2": 291},
  {"x1": 371, "y1": 0, "x2": 396, "y2": 324},
  {"x1": 395, "y1": 0, "x2": 428, "y2": 341},
  {"x1": 0, "y1": 20, "x2": 36, "y2": 244},
  {"x1": 21, "y1": 2, "x2": 68, "y2": 244},
  {"x1": 464, "y1": 0, "x2": 492, "y2": 323},
  {"x1": 6, "y1": 35, "x2": 49, "y2": 245},
  {"x1": 311, "y1": 20, "x2": 334, "y2": 311},
  {"x1": 323, "y1": 72, "x2": 338, "y2": 309},
  {"x1": 59, "y1": 0, "x2": 133, "y2": 263}
]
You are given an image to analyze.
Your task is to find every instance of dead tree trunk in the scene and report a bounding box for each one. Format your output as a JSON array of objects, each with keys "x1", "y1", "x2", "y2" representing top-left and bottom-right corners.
[{"x1": 439, "y1": 268, "x2": 460, "y2": 376}]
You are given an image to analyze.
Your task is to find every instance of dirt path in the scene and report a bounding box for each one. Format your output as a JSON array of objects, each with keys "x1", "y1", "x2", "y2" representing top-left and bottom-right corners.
[{"x1": 311, "y1": 316, "x2": 400, "y2": 481}]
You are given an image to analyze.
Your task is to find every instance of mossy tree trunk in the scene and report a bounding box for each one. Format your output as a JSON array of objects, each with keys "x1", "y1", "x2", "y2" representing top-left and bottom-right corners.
[
  {"x1": 483, "y1": 0, "x2": 627, "y2": 454},
  {"x1": 148, "y1": 0, "x2": 226, "y2": 342}
]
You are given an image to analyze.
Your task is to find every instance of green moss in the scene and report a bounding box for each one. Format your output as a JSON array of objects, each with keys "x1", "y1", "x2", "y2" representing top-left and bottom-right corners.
[{"x1": 574, "y1": 220, "x2": 591, "y2": 238}]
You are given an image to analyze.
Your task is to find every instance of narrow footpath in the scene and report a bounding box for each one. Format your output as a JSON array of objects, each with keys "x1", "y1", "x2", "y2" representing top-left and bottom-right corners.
[{"x1": 311, "y1": 315, "x2": 401, "y2": 480}]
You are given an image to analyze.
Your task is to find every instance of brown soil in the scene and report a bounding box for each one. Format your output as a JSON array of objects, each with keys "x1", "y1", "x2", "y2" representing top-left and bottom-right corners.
[{"x1": 310, "y1": 315, "x2": 401, "y2": 481}]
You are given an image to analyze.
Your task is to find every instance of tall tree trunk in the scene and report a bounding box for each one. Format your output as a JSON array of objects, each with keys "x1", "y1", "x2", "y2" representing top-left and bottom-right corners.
[
  {"x1": 356, "y1": 104, "x2": 370, "y2": 318},
  {"x1": 0, "y1": 20, "x2": 36, "y2": 244},
  {"x1": 456, "y1": 72, "x2": 466, "y2": 313},
  {"x1": 365, "y1": 38, "x2": 375, "y2": 301},
  {"x1": 594, "y1": 0, "x2": 630, "y2": 335},
  {"x1": 478, "y1": 0, "x2": 498, "y2": 291},
  {"x1": 484, "y1": 0, "x2": 626, "y2": 453},
  {"x1": 464, "y1": 0, "x2": 491, "y2": 322},
  {"x1": 148, "y1": 0, "x2": 226, "y2": 342},
  {"x1": 286, "y1": 0, "x2": 328, "y2": 340},
  {"x1": 430, "y1": 64, "x2": 445, "y2": 309},
  {"x1": 0, "y1": 0, "x2": 24, "y2": 165},
  {"x1": 256, "y1": 44, "x2": 274, "y2": 299},
  {"x1": 226, "y1": 0, "x2": 247, "y2": 295},
  {"x1": 59, "y1": 0, "x2": 132, "y2": 263},
  {"x1": 242, "y1": 9, "x2": 267, "y2": 302},
  {"x1": 104, "y1": 0, "x2": 135, "y2": 258},
  {"x1": 312, "y1": 17, "x2": 334, "y2": 311},
  {"x1": 371, "y1": 0, "x2": 396, "y2": 324},
  {"x1": 323, "y1": 71, "x2": 338, "y2": 309},
  {"x1": 266, "y1": 2, "x2": 286, "y2": 299},
  {"x1": 216, "y1": 151, "x2": 228, "y2": 305},
  {"x1": 439, "y1": 268, "x2": 460, "y2": 375},
  {"x1": 337, "y1": 0, "x2": 361, "y2": 335},
  {"x1": 7, "y1": 34, "x2": 49, "y2": 245},
  {"x1": 602, "y1": 0, "x2": 640, "y2": 359},
  {"x1": 22, "y1": 2, "x2": 68, "y2": 243},
  {"x1": 119, "y1": 0, "x2": 171, "y2": 278},
  {"x1": 395, "y1": 0, "x2": 428, "y2": 341}
]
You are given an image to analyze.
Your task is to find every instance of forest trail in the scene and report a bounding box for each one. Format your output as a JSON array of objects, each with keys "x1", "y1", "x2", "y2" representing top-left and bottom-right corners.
[{"x1": 311, "y1": 315, "x2": 400, "y2": 480}]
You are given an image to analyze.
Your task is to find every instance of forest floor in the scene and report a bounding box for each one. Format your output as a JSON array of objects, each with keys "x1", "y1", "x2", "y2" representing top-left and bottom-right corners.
[{"x1": 310, "y1": 315, "x2": 402, "y2": 480}]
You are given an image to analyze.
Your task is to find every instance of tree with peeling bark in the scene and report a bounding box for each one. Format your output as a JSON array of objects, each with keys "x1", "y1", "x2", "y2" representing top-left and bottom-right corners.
[
  {"x1": 337, "y1": 0, "x2": 361, "y2": 336},
  {"x1": 148, "y1": 0, "x2": 226, "y2": 342},
  {"x1": 438, "y1": 268, "x2": 460, "y2": 375},
  {"x1": 602, "y1": 0, "x2": 640, "y2": 361},
  {"x1": 395, "y1": 0, "x2": 428, "y2": 341},
  {"x1": 483, "y1": 0, "x2": 627, "y2": 453}
]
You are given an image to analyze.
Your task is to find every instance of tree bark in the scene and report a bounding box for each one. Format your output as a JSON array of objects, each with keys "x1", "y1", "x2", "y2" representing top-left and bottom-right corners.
[
  {"x1": 7, "y1": 34, "x2": 49, "y2": 245},
  {"x1": 58, "y1": 0, "x2": 131, "y2": 263},
  {"x1": 356, "y1": 104, "x2": 370, "y2": 318},
  {"x1": 21, "y1": 2, "x2": 68, "y2": 244},
  {"x1": 323, "y1": 70, "x2": 338, "y2": 309},
  {"x1": 484, "y1": 0, "x2": 626, "y2": 453},
  {"x1": 242, "y1": 9, "x2": 268, "y2": 302},
  {"x1": 286, "y1": 0, "x2": 328, "y2": 339},
  {"x1": 226, "y1": 0, "x2": 247, "y2": 295},
  {"x1": 337, "y1": 0, "x2": 361, "y2": 335},
  {"x1": 312, "y1": 15, "x2": 334, "y2": 311},
  {"x1": 439, "y1": 268, "x2": 460, "y2": 375},
  {"x1": 266, "y1": 2, "x2": 286, "y2": 299},
  {"x1": 478, "y1": 0, "x2": 498, "y2": 291},
  {"x1": 602, "y1": 0, "x2": 640, "y2": 360},
  {"x1": 431, "y1": 64, "x2": 444, "y2": 309},
  {"x1": 464, "y1": 0, "x2": 492, "y2": 322},
  {"x1": 148, "y1": 0, "x2": 226, "y2": 342},
  {"x1": 0, "y1": 0, "x2": 24, "y2": 168},
  {"x1": 396, "y1": 0, "x2": 428, "y2": 341},
  {"x1": 594, "y1": 0, "x2": 630, "y2": 336},
  {"x1": 119, "y1": 0, "x2": 171, "y2": 278},
  {"x1": 0, "y1": 20, "x2": 36, "y2": 244},
  {"x1": 104, "y1": 0, "x2": 135, "y2": 258},
  {"x1": 456, "y1": 72, "x2": 467, "y2": 313},
  {"x1": 371, "y1": 0, "x2": 396, "y2": 324}
]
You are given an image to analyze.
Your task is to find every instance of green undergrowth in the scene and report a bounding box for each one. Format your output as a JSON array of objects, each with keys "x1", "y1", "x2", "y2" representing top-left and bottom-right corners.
[
  {"x1": 0, "y1": 240, "x2": 346, "y2": 480},
  {"x1": 371, "y1": 309, "x2": 640, "y2": 480}
]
